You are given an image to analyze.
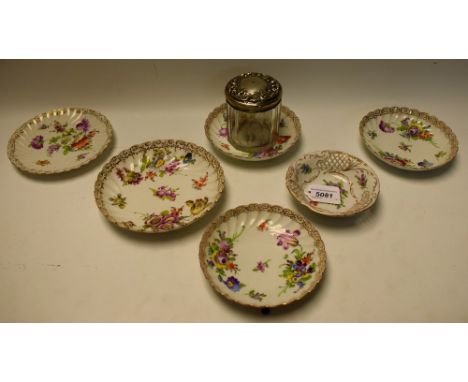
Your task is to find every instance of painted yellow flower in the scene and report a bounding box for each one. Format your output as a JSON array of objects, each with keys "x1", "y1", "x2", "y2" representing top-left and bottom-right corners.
[
  {"x1": 211, "y1": 250, "x2": 228, "y2": 269},
  {"x1": 155, "y1": 159, "x2": 165, "y2": 168}
]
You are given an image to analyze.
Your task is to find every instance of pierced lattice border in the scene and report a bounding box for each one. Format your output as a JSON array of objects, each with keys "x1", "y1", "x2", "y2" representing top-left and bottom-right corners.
[{"x1": 286, "y1": 150, "x2": 380, "y2": 218}]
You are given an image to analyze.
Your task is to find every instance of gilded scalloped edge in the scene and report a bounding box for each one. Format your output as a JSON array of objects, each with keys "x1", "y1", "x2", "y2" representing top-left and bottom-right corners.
[
  {"x1": 359, "y1": 106, "x2": 459, "y2": 171},
  {"x1": 6, "y1": 107, "x2": 114, "y2": 175},
  {"x1": 285, "y1": 150, "x2": 380, "y2": 218},
  {"x1": 204, "y1": 103, "x2": 302, "y2": 161},
  {"x1": 198, "y1": 203, "x2": 327, "y2": 309},
  {"x1": 94, "y1": 139, "x2": 225, "y2": 233}
]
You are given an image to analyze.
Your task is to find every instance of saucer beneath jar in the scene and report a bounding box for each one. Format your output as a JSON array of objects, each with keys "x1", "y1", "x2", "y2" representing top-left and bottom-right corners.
[{"x1": 204, "y1": 104, "x2": 301, "y2": 161}]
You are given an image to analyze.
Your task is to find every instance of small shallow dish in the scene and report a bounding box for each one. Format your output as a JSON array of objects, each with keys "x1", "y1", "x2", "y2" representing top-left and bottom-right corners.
[
  {"x1": 199, "y1": 203, "x2": 326, "y2": 309},
  {"x1": 95, "y1": 140, "x2": 225, "y2": 233},
  {"x1": 359, "y1": 106, "x2": 458, "y2": 171},
  {"x1": 204, "y1": 104, "x2": 301, "y2": 161},
  {"x1": 7, "y1": 107, "x2": 113, "y2": 174},
  {"x1": 286, "y1": 150, "x2": 380, "y2": 217}
]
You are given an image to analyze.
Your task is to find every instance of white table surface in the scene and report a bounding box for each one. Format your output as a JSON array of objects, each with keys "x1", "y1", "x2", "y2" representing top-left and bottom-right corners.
[{"x1": 0, "y1": 60, "x2": 467, "y2": 322}]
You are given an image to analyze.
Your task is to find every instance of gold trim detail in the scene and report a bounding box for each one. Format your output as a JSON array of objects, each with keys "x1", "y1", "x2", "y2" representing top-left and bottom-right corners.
[
  {"x1": 286, "y1": 150, "x2": 380, "y2": 218},
  {"x1": 204, "y1": 103, "x2": 301, "y2": 161},
  {"x1": 7, "y1": 107, "x2": 113, "y2": 175},
  {"x1": 94, "y1": 139, "x2": 225, "y2": 233},
  {"x1": 359, "y1": 106, "x2": 459, "y2": 171},
  {"x1": 198, "y1": 203, "x2": 326, "y2": 309}
]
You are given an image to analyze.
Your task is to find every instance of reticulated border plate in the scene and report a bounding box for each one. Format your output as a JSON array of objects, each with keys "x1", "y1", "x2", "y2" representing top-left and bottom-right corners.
[
  {"x1": 286, "y1": 150, "x2": 380, "y2": 217},
  {"x1": 7, "y1": 107, "x2": 113, "y2": 174},
  {"x1": 199, "y1": 203, "x2": 326, "y2": 308},
  {"x1": 359, "y1": 106, "x2": 458, "y2": 171},
  {"x1": 95, "y1": 139, "x2": 225, "y2": 233},
  {"x1": 204, "y1": 104, "x2": 301, "y2": 161}
]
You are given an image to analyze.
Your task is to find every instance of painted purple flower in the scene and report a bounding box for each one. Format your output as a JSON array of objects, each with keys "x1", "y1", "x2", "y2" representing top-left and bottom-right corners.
[
  {"x1": 253, "y1": 146, "x2": 279, "y2": 158},
  {"x1": 276, "y1": 229, "x2": 300, "y2": 250},
  {"x1": 379, "y1": 120, "x2": 395, "y2": 133},
  {"x1": 257, "y1": 262, "x2": 267, "y2": 272},
  {"x1": 253, "y1": 260, "x2": 270, "y2": 273},
  {"x1": 292, "y1": 260, "x2": 307, "y2": 273},
  {"x1": 408, "y1": 127, "x2": 419, "y2": 136},
  {"x1": 47, "y1": 144, "x2": 60, "y2": 156},
  {"x1": 224, "y1": 276, "x2": 241, "y2": 292},
  {"x1": 153, "y1": 186, "x2": 177, "y2": 201},
  {"x1": 355, "y1": 173, "x2": 367, "y2": 188},
  {"x1": 218, "y1": 127, "x2": 228, "y2": 138},
  {"x1": 164, "y1": 160, "x2": 180, "y2": 174},
  {"x1": 116, "y1": 168, "x2": 143, "y2": 185},
  {"x1": 76, "y1": 118, "x2": 90, "y2": 132},
  {"x1": 219, "y1": 240, "x2": 231, "y2": 252},
  {"x1": 214, "y1": 252, "x2": 228, "y2": 266},
  {"x1": 418, "y1": 159, "x2": 433, "y2": 168},
  {"x1": 144, "y1": 207, "x2": 184, "y2": 231},
  {"x1": 30, "y1": 135, "x2": 44, "y2": 149},
  {"x1": 401, "y1": 117, "x2": 409, "y2": 126}
]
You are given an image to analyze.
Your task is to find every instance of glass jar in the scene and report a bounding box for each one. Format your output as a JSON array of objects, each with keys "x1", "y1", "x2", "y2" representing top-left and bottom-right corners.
[{"x1": 225, "y1": 72, "x2": 282, "y2": 153}]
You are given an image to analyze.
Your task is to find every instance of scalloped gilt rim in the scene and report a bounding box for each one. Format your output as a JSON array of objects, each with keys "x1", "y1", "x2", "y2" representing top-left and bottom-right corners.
[
  {"x1": 94, "y1": 139, "x2": 225, "y2": 233},
  {"x1": 286, "y1": 150, "x2": 380, "y2": 218},
  {"x1": 359, "y1": 106, "x2": 459, "y2": 172},
  {"x1": 7, "y1": 107, "x2": 113, "y2": 174},
  {"x1": 198, "y1": 203, "x2": 326, "y2": 309},
  {"x1": 204, "y1": 103, "x2": 301, "y2": 161}
]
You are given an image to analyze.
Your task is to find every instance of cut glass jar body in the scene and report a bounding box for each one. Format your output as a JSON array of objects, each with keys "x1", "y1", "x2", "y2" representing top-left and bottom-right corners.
[
  {"x1": 225, "y1": 72, "x2": 282, "y2": 153},
  {"x1": 227, "y1": 102, "x2": 281, "y2": 152}
]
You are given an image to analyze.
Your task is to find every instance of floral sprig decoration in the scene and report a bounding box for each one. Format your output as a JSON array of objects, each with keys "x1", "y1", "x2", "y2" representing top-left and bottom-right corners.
[
  {"x1": 378, "y1": 150, "x2": 416, "y2": 168},
  {"x1": 150, "y1": 186, "x2": 178, "y2": 201},
  {"x1": 397, "y1": 117, "x2": 438, "y2": 146},
  {"x1": 30, "y1": 118, "x2": 99, "y2": 156},
  {"x1": 279, "y1": 246, "x2": 316, "y2": 296},
  {"x1": 252, "y1": 259, "x2": 271, "y2": 273},
  {"x1": 355, "y1": 173, "x2": 367, "y2": 188},
  {"x1": 109, "y1": 193, "x2": 127, "y2": 209},
  {"x1": 116, "y1": 150, "x2": 196, "y2": 186},
  {"x1": 276, "y1": 229, "x2": 300, "y2": 250},
  {"x1": 206, "y1": 226, "x2": 246, "y2": 292},
  {"x1": 142, "y1": 206, "x2": 187, "y2": 232}
]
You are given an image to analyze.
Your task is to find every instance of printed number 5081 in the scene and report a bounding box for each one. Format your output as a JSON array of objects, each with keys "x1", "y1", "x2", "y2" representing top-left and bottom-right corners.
[{"x1": 316, "y1": 192, "x2": 333, "y2": 198}]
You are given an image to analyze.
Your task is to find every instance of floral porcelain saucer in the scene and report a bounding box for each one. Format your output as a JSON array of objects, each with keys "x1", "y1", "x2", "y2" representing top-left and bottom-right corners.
[
  {"x1": 204, "y1": 104, "x2": 301, "y2": 161},
  {"x1": 286, "y1": 150, "x2": 380, "y2": 217},
  {"x1": 94, "y1": 140, "x2": 225, "y2": 233},
  {"x1": 199, "y1": 204, "x2": 326, "y2": 308},
  {"x1": 359, "y1": 106, "x2": 458, "y2": 171},
  {"x1": 7, "y1": 107, "x2": 113, "y2": 174}
]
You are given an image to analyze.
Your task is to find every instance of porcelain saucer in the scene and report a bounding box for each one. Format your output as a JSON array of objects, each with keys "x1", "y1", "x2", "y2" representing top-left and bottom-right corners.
[
  {"x1": 95, "y1": 140, "x2": 225, "y2": 233},
  {"x1": 359, "y1": 106, "x2": 458, "y2": 171},
  {"x1": 204, "y1": 104, "x2": 301, "y2": 161},
  {"x1": 286, "y1": 150, "x2": 380, "y2": 217},
  {"x1": 199, "y1": 203, "x2": 326, "y2": 308},
  {"x1": 7, "y1": 107, "x2": 113, "y2": 174}
]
